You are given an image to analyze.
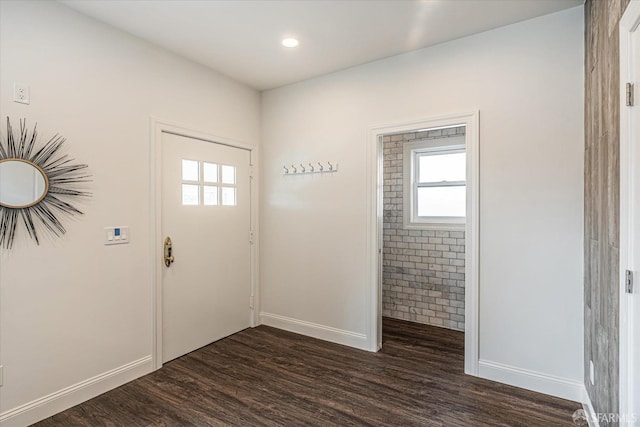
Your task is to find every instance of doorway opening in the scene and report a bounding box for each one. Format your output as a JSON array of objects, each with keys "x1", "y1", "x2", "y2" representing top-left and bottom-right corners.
[
  {"x1": 381, "y1": 126, "x2": 467, "y2": 332},
  {"x1": 368, "y1": 111, "x2": 479, "y2": 375}
]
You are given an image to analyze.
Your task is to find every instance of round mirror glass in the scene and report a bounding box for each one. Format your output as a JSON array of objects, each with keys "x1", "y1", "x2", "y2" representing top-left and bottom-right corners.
[{"x1": 0, "y1": 159, "x2": 48, "y2": 208}]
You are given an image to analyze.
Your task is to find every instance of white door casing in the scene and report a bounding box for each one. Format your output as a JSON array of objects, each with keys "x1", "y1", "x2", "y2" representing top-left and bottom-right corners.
[
  {"x1": 620, "y1": 1, "x2": 640, "y2": 423},
  {"x1": 151, "y1": 119, "x2": 257, "y2": 368},
  {"x1": 366, "y1": 111, "x2": 480, "y2": 374}
]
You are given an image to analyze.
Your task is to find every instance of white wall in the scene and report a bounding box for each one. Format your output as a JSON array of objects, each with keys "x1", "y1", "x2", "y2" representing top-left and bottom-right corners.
[
  {"x1": 0, "y1": 1, "x2": 585, "y2": 422},
  {"x1": 261, "y1": 6, "x2": 584, "y2": 399},
  {"x1": 0, "y1": 1, "x2": 260, "y2": 424}
]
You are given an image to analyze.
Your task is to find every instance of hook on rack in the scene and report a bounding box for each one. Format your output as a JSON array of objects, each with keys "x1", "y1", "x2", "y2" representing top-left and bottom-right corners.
[{"x1": 282, "y1": 161, "x2": 338, "y2": 175}]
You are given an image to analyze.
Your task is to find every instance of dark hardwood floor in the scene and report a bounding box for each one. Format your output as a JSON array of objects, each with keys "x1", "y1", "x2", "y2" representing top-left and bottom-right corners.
[{"x1": 33, "y1": 318, "x2": 580, "y2": 426}]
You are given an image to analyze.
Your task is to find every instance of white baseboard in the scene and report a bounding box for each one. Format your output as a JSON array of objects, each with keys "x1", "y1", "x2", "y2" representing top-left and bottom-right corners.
[
  {"x1": 260, "y1": 312, "x2": 370, "y2": 351},
  {"x1": 478, "y1": 359, "x2": 584, "y2": 402},
  {"x1": 0, "y1": 355, "x2": 153, "y2": 427}
]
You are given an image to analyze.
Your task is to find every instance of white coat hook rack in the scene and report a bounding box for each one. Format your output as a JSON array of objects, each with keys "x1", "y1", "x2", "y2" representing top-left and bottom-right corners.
[{"x1": 283, "y1": 161, "x2": 339, "y2": 175}]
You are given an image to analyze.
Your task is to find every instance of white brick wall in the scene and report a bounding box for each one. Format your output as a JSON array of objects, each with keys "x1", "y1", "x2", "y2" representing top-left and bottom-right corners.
[{"x1": 382, "y1": 127, "x2": 466, "y2": 331}]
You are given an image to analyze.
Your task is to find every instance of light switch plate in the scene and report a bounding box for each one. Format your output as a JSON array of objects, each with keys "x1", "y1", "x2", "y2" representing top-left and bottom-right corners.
[{"x1": 105, "y1": 226, "x2": 130, "y2": 245}]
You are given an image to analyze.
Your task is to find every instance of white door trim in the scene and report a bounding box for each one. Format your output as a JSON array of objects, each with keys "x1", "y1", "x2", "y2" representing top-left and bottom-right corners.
[
  {"x1": 620, "y1": 1, "x2": 640, "y2": 422},
  {"x1": 149, "y1": 118, "x2": 259, "y2": 370},
  {"x1": 366, "y1": 111, "x2": 480, "y2": 375}
]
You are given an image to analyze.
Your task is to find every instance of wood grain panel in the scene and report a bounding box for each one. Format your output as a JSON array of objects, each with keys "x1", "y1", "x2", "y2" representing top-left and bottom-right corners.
[{"x1": 583, "y1": 1, "x2": 630, "y2": 423}]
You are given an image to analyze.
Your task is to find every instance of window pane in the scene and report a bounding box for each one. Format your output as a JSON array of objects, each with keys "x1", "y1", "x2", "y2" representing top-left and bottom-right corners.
[
  {"x1": 417, "y1": 186, "x2": 465, "y2": 217},
  {"x1": 418, "y1": 152, "x2": 465, "y2": 183},
  {"x1": 182, "y1": 184, "x2": 199, "y2": 205},
  {"x1": 222, "y1": 187, "x2": 236, "y2": 206},
  {"x1": 182, "y1": 160, "x2": 199, "y2": 181},
  {"x1": 203, "y1": 185, "x2": 218, "y2": 205},
  {"x1": 221, "y1": 165, "x2": 236, "y2": 184},
  {"x1": 203, "y1": 162, "x2": 218, "y2": 183}
]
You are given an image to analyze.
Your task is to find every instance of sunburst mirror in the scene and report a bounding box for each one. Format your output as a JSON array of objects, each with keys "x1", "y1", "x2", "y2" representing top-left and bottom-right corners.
[{"x1": 0, "y1": 118, "x2": 91, "y2": 249}]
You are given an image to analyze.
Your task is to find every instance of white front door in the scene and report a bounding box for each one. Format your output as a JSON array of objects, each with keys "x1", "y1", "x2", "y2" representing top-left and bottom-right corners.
[{"x1": 161, "y1": 131, "x2": 251, "y2": 363}]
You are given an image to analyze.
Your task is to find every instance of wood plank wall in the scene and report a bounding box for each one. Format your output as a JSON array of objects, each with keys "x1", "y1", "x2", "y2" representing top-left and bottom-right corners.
[{"x1": 584, "y1": 0, "x2": 630, "y2": 423}]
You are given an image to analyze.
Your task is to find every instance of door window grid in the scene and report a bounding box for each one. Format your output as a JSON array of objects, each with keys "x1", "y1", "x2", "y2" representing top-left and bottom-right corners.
[{"x1": 181, "y1": 159, "x2": 236, "y2": 206}]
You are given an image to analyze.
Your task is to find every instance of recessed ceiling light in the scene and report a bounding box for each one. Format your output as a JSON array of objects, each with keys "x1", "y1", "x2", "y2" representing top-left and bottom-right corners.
[{"x1": 282, "y1": 38, "x2": 299, "y2": 48}]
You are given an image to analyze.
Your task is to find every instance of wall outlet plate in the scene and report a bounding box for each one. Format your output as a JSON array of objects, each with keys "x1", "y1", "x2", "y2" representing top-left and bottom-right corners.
[
  {"x1": 589, "y1": 360, "x2": 595, "y2": 385},
  {"x1": 13, "y1": 83, "x2": 30, "y2": 104}
]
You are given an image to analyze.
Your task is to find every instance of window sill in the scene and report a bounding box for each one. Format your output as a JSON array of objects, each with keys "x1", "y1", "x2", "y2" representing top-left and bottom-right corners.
[{"x1": 403, "y1": 219, "x2": 465, "y2": 231}]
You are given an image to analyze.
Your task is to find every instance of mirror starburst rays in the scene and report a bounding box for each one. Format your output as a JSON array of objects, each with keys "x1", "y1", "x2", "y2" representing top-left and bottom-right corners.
[{"x1": 0, "y1": 118, "x2": 91, "y2": 249}]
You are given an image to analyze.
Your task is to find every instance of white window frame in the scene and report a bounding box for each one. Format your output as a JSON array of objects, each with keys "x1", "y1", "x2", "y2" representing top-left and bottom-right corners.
[{"x1": 403, "y1": 134, "x2": 466, "y2": 229}]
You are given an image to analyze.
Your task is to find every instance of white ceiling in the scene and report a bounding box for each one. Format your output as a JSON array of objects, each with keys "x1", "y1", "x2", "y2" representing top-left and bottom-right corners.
[{"x1": 60, "y1": 0, "x2": 582, "y2": 91}]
